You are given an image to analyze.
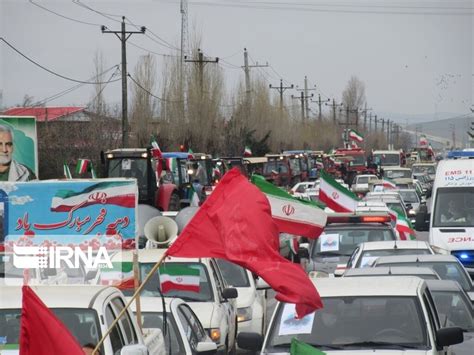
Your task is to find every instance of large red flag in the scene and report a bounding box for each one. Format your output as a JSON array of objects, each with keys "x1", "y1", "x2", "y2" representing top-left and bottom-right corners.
[
  {"x1": 166, "y1": 168, "x2": 322, "y2": 318},
  {"x1": 20, "y1": 286, "x2": 84, "y2": 355}
]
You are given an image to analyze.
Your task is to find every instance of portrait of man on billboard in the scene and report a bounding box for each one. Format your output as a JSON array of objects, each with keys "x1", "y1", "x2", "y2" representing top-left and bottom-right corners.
[{"x1": 0, "y1": 117, "x2": 38, "y2": 182}]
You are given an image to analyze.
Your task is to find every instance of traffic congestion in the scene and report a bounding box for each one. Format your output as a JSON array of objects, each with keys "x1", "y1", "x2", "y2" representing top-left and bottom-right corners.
[{"x1": 0, "y1": 132, "x2": 473, "y2": 355}]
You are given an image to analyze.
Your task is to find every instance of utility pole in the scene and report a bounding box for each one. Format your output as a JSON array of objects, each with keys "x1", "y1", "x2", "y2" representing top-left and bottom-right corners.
[
  {"x1": 269, "y1": 79, "x2": 294, "y2": 111},
  {"x1": 381, "y1": 118, "x2": 385, "y2": 133},
  {"x1": 312, "y1": 94, "x2": 330, "y2": 121},
  {"x1": 386, "y1": 119, "x2": 391, "y2": 148},
  {"x1": 241, "y1": 48, "x2": 268, "y2": 117},
  {"x1": 360, "y1": 104, "x2": 372, "y2": 132},
  {"x1": 325, "y1": 99, "x2": 343, "y2": 125},
  {"x1": 374, "y1": 115, "x2": 378, "y2": 132},
  {"x1": 185, "y1": 49, "x2": 219, "y2": 95},
  {"x1": 102, "y1": 17, "x2": 145, "y2": 148},
  {"x1": 296, "y1": 76, "x2": 316, "y2": 120},
  {"x1": 291, "y1": 92, "x2": 306, "y2": 121}
]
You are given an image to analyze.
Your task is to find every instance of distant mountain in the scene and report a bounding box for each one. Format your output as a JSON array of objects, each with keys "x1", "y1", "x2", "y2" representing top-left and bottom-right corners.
[{"x1": 377, "y1": 112, "x2": 468, "y2": 125}]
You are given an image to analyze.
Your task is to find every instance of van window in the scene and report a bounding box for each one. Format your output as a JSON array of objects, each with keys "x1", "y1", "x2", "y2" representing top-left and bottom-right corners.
[
  {"x1": 433, "y1": 187, "x2": 474, "y2": 228},
  {"x1": 111, "y1": 297, "x2": 138, "y2": 345},
  {"x1": 105, "y1": 304, "x2": 125, "y2": 353}
]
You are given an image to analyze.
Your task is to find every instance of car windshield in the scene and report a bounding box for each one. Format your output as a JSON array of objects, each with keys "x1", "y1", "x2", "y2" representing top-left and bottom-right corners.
[
  {"x1": 357, "y1": 176, "x2": 374, "y2": 184},
  {"x1": 374, "y1": 153, "x2": 400, "y2": 167},
  {"x1": 399, "y1": 191, "x2": 419, "y2": 204},
  {"x1": 376, "y1": 262, "x2": 472, "y2": 292},
  {"x1": 216, "y1": 259, "x2": 250, "y2": 287},
  {"x1": 346, "y1": 155, "x2": 365, "y2": 166},
  {"x1": 385, "y1": 169, "x2": 411, "y2": 179},
  {"x1": 433, "y1": 187, "x2": 474, "y2": 228},
  {"x1": 264, "y1": 160, "x2": 288, "y2": 174},
  {"x1": 385, "y1": 202, "x2": 407, "y2": 216},
  {"x1": 124, "y1": 262, "x2": 214, "y2": 302},
  {"x1": 431, "y1": 291, "x2": 474, "y2": 332},
  {"x1": 357, "y1": 249, "x2": 432, "y2": 268},
  {"x1": 0, "y1": 308, "x2": 102, "y2": 350},
  {"x1": 265, "y1": 297, "x2": 428, "y2": 352},
  {"x1": 108, "y1": 157, "x2": 148, "y2": 192},
  {"x1": 412, "y1": 165, "x2": 435, "y2": 175},
  {"x1": 313, "y1": 228, "x2": 395, "y2": 258},
  {"x1": 137, "y1": 311, "x2": 185, "y2": 355}
]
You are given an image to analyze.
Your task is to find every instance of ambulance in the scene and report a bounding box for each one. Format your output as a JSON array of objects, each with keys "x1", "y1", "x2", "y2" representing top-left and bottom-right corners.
[{"x1": 421, "y1": 150, "x2": 474, "y2": 276}]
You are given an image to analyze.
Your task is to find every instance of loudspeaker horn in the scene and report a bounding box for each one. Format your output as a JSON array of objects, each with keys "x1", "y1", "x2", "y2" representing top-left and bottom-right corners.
[{"x1": 144, "y1": 216, "x2": 178, "y2": 248}]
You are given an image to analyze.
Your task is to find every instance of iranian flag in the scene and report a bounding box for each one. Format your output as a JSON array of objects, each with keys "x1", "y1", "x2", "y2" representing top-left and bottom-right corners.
[
  {"x1": 166, "y1": 157, "x2": 178, "y2": 172},
  {"x1": 63, "y1": 163, "x2": 72, "y2": 179},
  {"x1": 389, "y1": 209, "x2": 416, "y2": 240},
  {"x1": 159, "y1": 264, "x2": 201, "y2": 293},
  {"x1": 50, "y1": 180, "x2": 137, "y2": 212},
  {"x1": 319, "y1": 170, "x2": 360, "y2": 212},
  {"x1": 251, "y1": 175, "x2": 327, "y2": 239},
  {"x1": 100, "y1": 261, "x2": 134, "y2": 289},
  {"x1": 189, "y1": 185, "x2": 200, "y2": 207},
  {"x1": 348, "y1": 129, "x2": 364, "y2": 142},
  {"x1": 76, "y1": 159, "x2": 89, "y2": 174},
  {"x1": 244, "y1": 146, "x2": 252, "y2": 157}
]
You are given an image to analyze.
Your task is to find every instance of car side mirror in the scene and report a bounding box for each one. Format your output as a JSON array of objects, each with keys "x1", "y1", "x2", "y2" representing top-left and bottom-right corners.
[
  {"x1": 222, "y1": 287, "x2": 238, "y2": 299},
  {"x1": 237, "y1": 332, "x2": 263, "y2": 351},
  {"x1": 196, "y1": 341, "x2": 218, "y2": 355},
  {"x1": 256, "y1": 278, "x2": 271, "y2": 290},
  {"x1": 85, "y1": 269, "x2": 98, "y2": 281},
  {"x1": 120, "y1": 344, "x2": 149, "y2": 355},
  {"x1": 436, "y1": 327, "x2": 463, "y2": 347}
]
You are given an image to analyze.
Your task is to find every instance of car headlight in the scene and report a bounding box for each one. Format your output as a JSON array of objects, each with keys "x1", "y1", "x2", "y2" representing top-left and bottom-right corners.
[
  {"x1": 208, "y1": 328, "x2": 221, "y2": 342},
  {"x1": 237, "y1": 307, "x2": 252, "y2": 322},
  {"x1": 408, "y1": 209, "x2": 416, "y2": 216}
]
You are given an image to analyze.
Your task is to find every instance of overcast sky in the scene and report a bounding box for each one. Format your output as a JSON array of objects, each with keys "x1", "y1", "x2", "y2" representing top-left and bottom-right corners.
[{"x1": 1, "y1": 0, "x2": 473, "y2": 121}]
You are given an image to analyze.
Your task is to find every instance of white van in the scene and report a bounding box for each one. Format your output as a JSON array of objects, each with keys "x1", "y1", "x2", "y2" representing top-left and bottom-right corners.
[
  {"x1": 417, "y1": 154, "x2": 474, "y2": 277},
  {"x1": 372, "y1": 150, "x2": 402, "y2": 169}
]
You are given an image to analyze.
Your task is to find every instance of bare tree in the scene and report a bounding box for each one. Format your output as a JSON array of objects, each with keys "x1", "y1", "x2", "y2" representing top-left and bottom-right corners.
[
  {"x1": 89, "y1": 50, "x2": 108, "y2": 118},
  {"x1": 342, "y1": 76, "x2": 366, "y2": 125},
  {"x1": 130, "y1": 54, "x2": 158, "y2": 147}
]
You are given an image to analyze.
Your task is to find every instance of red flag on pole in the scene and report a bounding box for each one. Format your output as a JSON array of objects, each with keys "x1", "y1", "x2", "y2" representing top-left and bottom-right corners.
[
  {"x1": 166, "y1": 168, "x2": 322, "y2": 318},
  {"x1": 20, "y1": 286, "x2": 84, "y2": 355}
]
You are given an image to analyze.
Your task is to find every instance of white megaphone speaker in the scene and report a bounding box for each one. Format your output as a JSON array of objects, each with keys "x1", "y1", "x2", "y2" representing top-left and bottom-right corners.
[{"x1": 144, "y1": 216, "x2": 178, "y2": 248}]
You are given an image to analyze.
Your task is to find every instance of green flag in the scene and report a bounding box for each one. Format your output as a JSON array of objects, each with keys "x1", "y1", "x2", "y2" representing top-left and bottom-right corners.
[{"x1": 290, "y1": 338, "x2": 326, "y2": 355}]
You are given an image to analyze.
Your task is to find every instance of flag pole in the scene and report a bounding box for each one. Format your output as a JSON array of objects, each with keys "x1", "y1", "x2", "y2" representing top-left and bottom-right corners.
[{"x1": 93, "y1": 251, "x2": 168, "y2": 354}]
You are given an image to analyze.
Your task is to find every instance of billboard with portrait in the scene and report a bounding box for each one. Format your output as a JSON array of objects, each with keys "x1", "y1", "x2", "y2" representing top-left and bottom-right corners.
[{"x1": 0, "y1": 116, "x2": 38, "y2": 181}]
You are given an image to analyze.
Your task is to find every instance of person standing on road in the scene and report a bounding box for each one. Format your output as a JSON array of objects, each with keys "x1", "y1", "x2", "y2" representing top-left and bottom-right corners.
[{"x1": 0, "y1": 124, "x2": 36, "y2": 181}]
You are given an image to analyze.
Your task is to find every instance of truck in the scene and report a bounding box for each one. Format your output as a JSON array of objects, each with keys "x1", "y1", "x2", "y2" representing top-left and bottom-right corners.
[
  {"x1": 372, "y1": 149, "x2": 404, "y2": 169},
  {"x1": 263, "y1": 154, "x2": 304, "y2": 187},
  {"x1": 415, "y1": 150, "x2": 474, "y2": 277},
  {"x1": 0, "y1": 285, "x2": 165, "y2": 354},
  {"x1": 102, "y1": 148, "x2": 181, "y2": 211}
]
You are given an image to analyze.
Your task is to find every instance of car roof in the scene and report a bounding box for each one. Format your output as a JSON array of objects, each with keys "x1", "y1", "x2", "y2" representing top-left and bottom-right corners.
[
  {"x1": 113, "y1": 249, "x2": 205, "y2": 264},
  {"x1": 360, "y1": 240, "x2": 430, "y2": 251},
  {"x1": 127, "y1": 296, "x2": 179, "y2": 313},
  {"x1": 425, "y1": 280, "x2": 463, "y2": 292},
  {"x1": 375, "y1": 254, "x2": 459, "y2": 264},
  {"x1": 385, "y1": 167, "x2": 411, "y2": 171},
  {"x1": 344, "y1": 267, "x2": 438, "y2": 277},
  {"x1": 313, "y1": 276, "x2": 423, "y2": 297},
  {"x1": 0, "y1": 285, "x2": 117, "y2": 309}
]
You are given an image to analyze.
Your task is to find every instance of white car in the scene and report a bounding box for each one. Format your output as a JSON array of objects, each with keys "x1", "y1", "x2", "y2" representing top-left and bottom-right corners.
[
  {"x1": 112, "y1": 249, "x2": 238, "y2": 354},
  {"x1": 289, "y1": 181, "x2": 318, "y2": 199},
  {"x1": 238, "y1": 277, "x2": 465, "y2": 354},
  {"x1": 343, "y1": 266, "x2": 441, "y2": 280},
  {"x1": 216, "y1": 259, "x2": 266, "y2": 337},
  {"x1": 346, "y1": 240, "x2": 435, "y2": 269},
  {"x1": 129, "y1": 297, "x2": 217, "y2": 355},
  {"x1": 351, "y1": 174, "x2": 378, "y2": 194},
  {"x1": 0, "y1": 285, "x2": 164, "y2": 355}
]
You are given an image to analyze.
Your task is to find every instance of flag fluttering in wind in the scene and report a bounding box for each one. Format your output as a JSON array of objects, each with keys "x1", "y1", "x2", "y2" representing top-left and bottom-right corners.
[
  {"x1": 319, "y1": 171, "x2": 360, "y2": 212},
  {"x1": 63, "y1": 162, "x2": 72, "y2": 179},
  {"x1": 251, "y1": 174, "x2": 326, "y2": 239},
  {"x1": 166, "y1": 168, "x2": 322, "y2": 318},
  {"x1": 19, "y1": 286, "x2": 84, "y2": 355},
  {"x1": 159, "y1": 264, "x2": 201, "y2": 293},
  {"x1": 389, "y1": 209, "x2": 416, "y2": 240},
  {"x1": 75, "y1": 159, "x2": 89, "y2": 175},
  {"x1": 290, "y1": 338, "x2": 327, "y2": 355},
  {"x1": 348, "y1": 129, "x2": 364, "y2": 143},
  {"x1": 151, "y1": 138, "x2": 163, "y2": 178},
  {"x1": 244, "y1": 146, "x2": 252, "y2": 157}
]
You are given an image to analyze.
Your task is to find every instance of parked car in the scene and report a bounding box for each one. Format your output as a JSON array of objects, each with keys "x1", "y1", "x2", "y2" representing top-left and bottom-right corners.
[
  {"x1": 426, "y1": 280, "x2": 474, "y2": 355},
  {"x1": 115, "y1": 249, "x2": 238, "y2": 354},
  {"x1": 0, "y1": 285, "x2": 164, "y2": 354},
  {"x1": 299, "y1": 213, "x2": 396, "y2": 276},
  {"x1": 373, "y1": 254, "x2": 474, "y2": 303},
  {"x1": 238, "y1": 277, "x2": 464, "y2": 353},
  {"x1": 130, "y1": 296, "x2": 217, "y2": 355},
  {"x1": 345, "y1": 240, "x2": 435, "y2": 269}
]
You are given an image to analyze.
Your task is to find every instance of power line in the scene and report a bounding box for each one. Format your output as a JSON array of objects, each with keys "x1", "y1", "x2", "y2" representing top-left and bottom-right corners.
[
  {"x1": 29, "y1": 0, "x2": 102, "y2": 27},
  {"x1": 0, "y1": 37, "x2": 121, "y2": 85},
  {"x1": 73, "y1": 0, "x2": 123, "y2": 23},
  {"x1": 128, "y1": 74, "x2": 183, "y2": 103}
]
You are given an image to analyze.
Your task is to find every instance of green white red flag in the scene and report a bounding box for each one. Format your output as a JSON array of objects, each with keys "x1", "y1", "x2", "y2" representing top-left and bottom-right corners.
[
  {"x1": 348, "y1": 129, "x2": 364, "y2": 142},
  {"x1": 75, "y1": 159, "x2": 89, "y2": 175},
  {"x1": 251, "y1": 174, "x2": 327, "y2": 239},
  {"x1": 389, "y1": 209, "x2": 416, "y2": 240},
  {"x1": 100, "y1": 261, "x2": 134, "y2": 289},
  {"x1": 244, "y1": 146, "x2": 252, "y2": 157},
  {"x1": 159, "y1": 264, "x2": 201, "y2": 293},
  {"x1": 319, "y1": 170, "x2": 360, "y2": 212},
  {"x1": 63, "y1": 163, "x2": 72, "y2": 179}
]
